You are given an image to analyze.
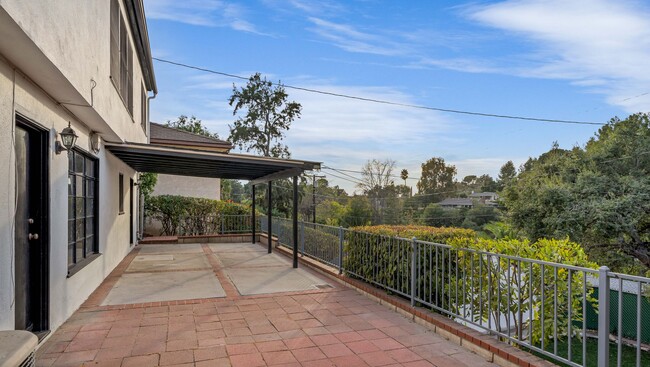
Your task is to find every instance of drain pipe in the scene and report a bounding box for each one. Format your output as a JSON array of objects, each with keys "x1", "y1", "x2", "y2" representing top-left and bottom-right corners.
[{"x1": 138, "y1": 91, "x2": 157, "y2": 240}]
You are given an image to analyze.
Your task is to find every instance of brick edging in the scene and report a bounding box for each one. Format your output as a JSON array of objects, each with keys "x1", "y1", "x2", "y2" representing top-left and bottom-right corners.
[{"x1": 274, "y1": 245, "x2": 557, "y2": 367}]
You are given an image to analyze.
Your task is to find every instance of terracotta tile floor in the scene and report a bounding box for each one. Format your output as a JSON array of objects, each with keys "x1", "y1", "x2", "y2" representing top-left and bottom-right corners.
[{"x1": 36, "y1": 243, "x2": 496, "y2": 367}]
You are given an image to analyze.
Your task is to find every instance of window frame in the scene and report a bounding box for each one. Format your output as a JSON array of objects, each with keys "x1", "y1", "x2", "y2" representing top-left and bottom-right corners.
[
  {"x1": 67, "y1": 148, "x2": 99, "y2": 276},
  {"x1": 110, "y1": 0, "x2": 134, "y2": 116},
  {"x1": 118, "y1": 173, "x2": 125, "y2": 214}
]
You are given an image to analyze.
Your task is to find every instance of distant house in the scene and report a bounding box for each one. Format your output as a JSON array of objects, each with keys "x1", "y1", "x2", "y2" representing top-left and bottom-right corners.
[
  {"x1": 438, "y1": 198, "x2": 474, "y2": 209},
  {"x1": 150, "y1": 122, "x2": 232, "y2": 200},
  {"x1": 469, "y1": 192, "x2": 499, "y2": 206}
]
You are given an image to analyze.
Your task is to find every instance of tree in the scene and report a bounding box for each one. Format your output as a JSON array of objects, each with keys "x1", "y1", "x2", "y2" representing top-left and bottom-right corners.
[
  {"x1": 341, "y1": 196, "x2": 373, "y2": 227},
  {"x1": 400, "y1": 169, "x2": 409, "y2": 186},
  {"x1": 166, "y1": 115, "x2": 219, "y2": 138},
  {"x1": 357, "y1": 159, "x2": 396, "y2": 194},
  {"x1": 421, "y1": 204, "x2": 463, "y2": 227},
  {"x1": 416, "y1": 157, "x2": 457, "y2": 204},
  {"x1": 228, "y1": 73, "x2": 301, "y2": 158},
  {"x1": 221, "y1": 179, "x2": 244, "y2": 202},
  {"x1": 497, "y1": 160, "x2": 517, "y2": 190},
  {"x1": 502, "y1": 113, "x2": 650, "y2": 274}
]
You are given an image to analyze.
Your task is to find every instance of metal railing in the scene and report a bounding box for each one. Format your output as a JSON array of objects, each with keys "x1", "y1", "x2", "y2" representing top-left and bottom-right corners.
[
  {"x1": 172, "y1": 214, "x2": 260, "y2": 236},
  {"x1": 258, "y1": 215, "x2": 650, "y2": 367}
]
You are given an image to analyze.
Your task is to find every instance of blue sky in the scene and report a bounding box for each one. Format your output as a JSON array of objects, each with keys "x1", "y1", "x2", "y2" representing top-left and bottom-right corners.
[{"x1": 144, "y1": 0, "x2": 650, "y2": 193}]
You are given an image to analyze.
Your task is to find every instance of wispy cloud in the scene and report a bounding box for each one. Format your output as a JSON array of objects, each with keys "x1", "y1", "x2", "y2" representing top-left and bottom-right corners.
[
  {"x1": 306, "y1": 17, "x2": 411, "y2": 56},
  {"x1": 456, "y1": 0, "x2": 650, "y2": 112},
  {"x1": 145, "y1": 0, "x2": 264, "y2": 35}
]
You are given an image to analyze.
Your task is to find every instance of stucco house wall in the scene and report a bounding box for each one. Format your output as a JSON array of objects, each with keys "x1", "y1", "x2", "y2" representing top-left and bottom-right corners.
[
  {"x1": 153, "y1": 174, "x2": 221, "y2": 200},
  {"x1": 0, "y1": 0, "x2": 154, "y2": 333}
]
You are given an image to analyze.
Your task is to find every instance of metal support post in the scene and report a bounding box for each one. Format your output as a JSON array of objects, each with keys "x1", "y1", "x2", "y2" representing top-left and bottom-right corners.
[
  {"x1": 597, "y1": 266, "x2": 610, "y2": 367},
  {"x1": 411, "y1": 237, "x2": 417, "y2": 306},
  {"x1": 300, "y1": 221, "x2": 305, "y2": 256},
  {"x1": 267, "y1": 181, "x2": 272, "y2": 253},
  {"x1": 251, "y1": 185, "x2": 256, "y2": 244},
  {"x1": 338, "y1": 227, "x2": 344, "y2": 274},
  {"x1": 292, "y1": 176, "x2": 299, "y2": 268}
]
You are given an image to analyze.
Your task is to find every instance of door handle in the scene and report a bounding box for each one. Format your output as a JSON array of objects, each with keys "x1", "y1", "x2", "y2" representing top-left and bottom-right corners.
[{"x1": 28, "y1": 233, "x2": 39, "y2": 240}]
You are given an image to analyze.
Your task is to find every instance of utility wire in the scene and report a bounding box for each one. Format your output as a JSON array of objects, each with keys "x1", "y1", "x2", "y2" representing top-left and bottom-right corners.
[{"x1": 153, "y1": 57, "x2": 605, "y2": 126}]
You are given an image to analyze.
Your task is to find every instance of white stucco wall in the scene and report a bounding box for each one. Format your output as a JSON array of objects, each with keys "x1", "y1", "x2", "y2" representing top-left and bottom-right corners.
[
  {"x1": 0, "y1": 0, "x2": 149, "y2": 144},
  {"x1": 0, "y1": 0, "x2": 146, "y2": 332},
  {"x1": 153, "y1": 174, "x2": 221, "y2": 200}
]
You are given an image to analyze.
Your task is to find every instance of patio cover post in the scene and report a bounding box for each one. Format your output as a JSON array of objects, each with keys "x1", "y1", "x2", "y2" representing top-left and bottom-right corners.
[
  {"x1": 293, "y1": 176, "x2": 298, "y2": 268},
  {"x1": 251, "y1": 184, "x2": 256, "y2": 244},
  {"x1": 268, "y1": 181, "x2": 272, "y2": 253}
]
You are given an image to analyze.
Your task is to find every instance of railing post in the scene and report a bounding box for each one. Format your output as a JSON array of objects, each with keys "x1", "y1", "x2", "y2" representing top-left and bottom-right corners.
[
  {"x1": 220, "y1": 215, "x2": 225, "y2": 235},
  {"x1": 338, "y1": 226, "x2": 344, "y2": 274},
  {"x1": 597, "y1": 266, "x2": 610, "y2": 367},
  {"x1": 411, "y1": 237, "x2": 417, "y2": 307},
  {"x1": 300, "y1": 221, "x2": 305, "y2": 256}
]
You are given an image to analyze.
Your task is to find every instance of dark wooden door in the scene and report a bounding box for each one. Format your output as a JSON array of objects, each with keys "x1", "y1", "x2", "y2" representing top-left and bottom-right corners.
[{"x1": 14, "y1": 117, "x2": 49, "y2": 332}]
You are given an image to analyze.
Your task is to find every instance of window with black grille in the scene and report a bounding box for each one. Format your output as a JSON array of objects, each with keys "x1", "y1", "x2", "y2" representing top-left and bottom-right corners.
[{"x1": 68, "y1": 150, "x2": 98, "y2": 270}]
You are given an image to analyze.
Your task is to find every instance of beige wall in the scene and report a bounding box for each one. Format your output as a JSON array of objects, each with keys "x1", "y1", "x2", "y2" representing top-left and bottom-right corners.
[
  {"x1": 0, "y1": 0, "x2": 149, "y2": 332},
  {"x1": 153, "y1": 174, "x2": 221, "y2": 200},
  {"x1": 0, "y1": 0, "x2": 149, "y2": 143}
]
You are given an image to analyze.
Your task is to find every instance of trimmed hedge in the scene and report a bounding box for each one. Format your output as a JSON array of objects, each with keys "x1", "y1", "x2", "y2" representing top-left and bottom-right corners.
[
  {"x1": 344, "y1": 225, "x2": 476, "y2": 301},
  {"x1": 147, "y1": 195, "x2": 251, "y2": 235}
]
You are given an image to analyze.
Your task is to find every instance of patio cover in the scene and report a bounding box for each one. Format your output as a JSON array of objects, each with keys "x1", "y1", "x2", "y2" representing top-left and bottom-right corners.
[{"x1": 105, "y1": 142, "x2": 320, "y2": 182}]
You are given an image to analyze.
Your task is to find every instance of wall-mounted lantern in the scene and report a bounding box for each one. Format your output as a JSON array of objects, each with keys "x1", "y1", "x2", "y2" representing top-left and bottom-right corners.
[{"x1": 55, "y1": 122, "x2": 78, "y2": 154}]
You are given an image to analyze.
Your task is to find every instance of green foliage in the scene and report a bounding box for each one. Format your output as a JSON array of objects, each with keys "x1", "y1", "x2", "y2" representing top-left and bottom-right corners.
[
  {"x1": 165, "y1": 115, "x2": 219, "y2": 138},
  {"x1": 502, "y1": 113, "x2": 650, "y2": 273},
  {"x1": 497, "y1": 160, "x2": 517, "y2": 190},
  {"x1": 341, "y1": 196, "x2": 373, "y2": 227},
  {"x1": 147, "y1": 195, "x2": 250, "y2": 235},
  {"x1": 416, "y1": 157, "x2": 457, "y2": 204},
  {"x1": 228, "y1": 73, "x2": 301, "y2": 158},
  {"x1": 448, "y1": 237, "x2": 598, "y2": 345},
  {"x1": 421, "y1": 204, "x2": 463, "y2": 227},
  {"x1": 221, "y1": 179, "x2": 245, "y2": 202},
  {"x1": 138, "y1": 172, "x2": 158, "y2": 201},
  {"x1": 316, "y1": 200, "x2": 347, "y2": 226},
  {"x1": 344, "y1": 225, "x2": 475, "y2": 307}
]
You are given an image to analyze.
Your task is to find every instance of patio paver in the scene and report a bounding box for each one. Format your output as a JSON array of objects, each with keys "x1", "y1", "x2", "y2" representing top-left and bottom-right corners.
[{"x1": 36, "y1": 242, "x2": 497, "y2": 367}]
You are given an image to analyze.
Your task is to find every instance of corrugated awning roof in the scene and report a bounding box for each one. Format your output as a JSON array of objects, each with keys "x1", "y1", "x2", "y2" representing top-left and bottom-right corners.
[{"x1": 106, "y1": 142, "x2": 320, "y2": 183}]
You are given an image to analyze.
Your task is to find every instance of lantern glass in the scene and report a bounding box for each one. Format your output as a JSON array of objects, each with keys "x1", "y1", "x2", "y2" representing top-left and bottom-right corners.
[{"x1": 60, "y1": 124, "x2": 78, "y2": 151}]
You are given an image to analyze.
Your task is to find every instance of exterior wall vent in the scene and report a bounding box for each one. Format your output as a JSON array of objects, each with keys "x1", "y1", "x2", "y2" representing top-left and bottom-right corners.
[{"x1": 0, "y1": 331, "x2": 38, "y2": 367}]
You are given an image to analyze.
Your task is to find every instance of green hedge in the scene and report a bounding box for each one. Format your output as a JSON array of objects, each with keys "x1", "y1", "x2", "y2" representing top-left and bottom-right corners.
[
  {"x1": 344, "y1": 225, "x2": 476, "y2": 300},
  {"x1": 147, "y1": 195, "x2": 251, "y2": 235}
]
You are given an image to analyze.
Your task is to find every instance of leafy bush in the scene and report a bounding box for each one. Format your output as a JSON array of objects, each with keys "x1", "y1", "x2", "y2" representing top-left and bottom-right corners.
[
  {"x1": 344, "y1": 225, "x2": 476, "y2": 302},
  {"x1": 448, "y1": 237, "x2": 598, "y2": 346},
  {"x1": 147, "y1": 195, "x2": 251, "y2": 235}
]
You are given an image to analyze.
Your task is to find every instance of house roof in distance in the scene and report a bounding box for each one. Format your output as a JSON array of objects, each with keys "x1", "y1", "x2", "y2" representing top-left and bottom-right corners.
[
  {"x1": 150, "y1": 122, "x2": 232, "y2": 150},
  {"x1": 438, "y1": 198, "x2": 474, "y2": 206}
]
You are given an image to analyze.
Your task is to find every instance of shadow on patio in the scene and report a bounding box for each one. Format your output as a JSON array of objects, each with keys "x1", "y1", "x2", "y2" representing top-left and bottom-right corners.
[{"x1": 35, "y1": 242, "x2": 496, "y2": 367}]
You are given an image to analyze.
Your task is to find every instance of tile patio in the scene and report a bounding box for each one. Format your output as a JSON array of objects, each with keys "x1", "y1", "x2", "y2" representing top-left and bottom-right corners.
[{"x1": 35, "y1": 242, "x2": 497, "y2": 367}]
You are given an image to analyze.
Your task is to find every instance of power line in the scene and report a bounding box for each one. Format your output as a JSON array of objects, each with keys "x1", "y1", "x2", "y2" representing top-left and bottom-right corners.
[{"x1": 153, "y1": 57, "x2": 605, "y2": 126}]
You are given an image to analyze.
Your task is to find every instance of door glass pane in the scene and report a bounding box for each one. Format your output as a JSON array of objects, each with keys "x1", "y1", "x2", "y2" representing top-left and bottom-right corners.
[
  {"x1": 85, "y1": 235, "x2": 94, "y2": 256},
  {"x1": 68, "y1": 219, "x2": 75, "y2": 242},
  {"x1": 68, "y1": 244, "x2": 75, "y2": 266},
  {"x1": 68, "y1": 197, "x2": 75, "y2": 220},
  {"x1": 76, "y1": 218, "x2": 85, "y2": 241},
  {"x1": 86, "y1": 180, "x2": 94, "y2": 198},
  {"x1": 76, "y1": 198, "x2": 85, "y2": 217},
  {"x1": 68, "y1": 175, "x2": 74, "y2": 196},
  {"x1": 76, "y1": 240, "x2": 84, "y2": 261},
  {"x1": 86, "y1": 158, "x2": 95, "y2": 177},
  {"x1": 86, "y1": 198, "x2": 94, "y2": 215},
  {"x1": 75, "y1": 176, "x2": 83, "y2": 196},
  {"x1": 75, "y1": 152, "x2": 84, "y2": 173},
  {"x1": 86, "y1": 216, "x2": 94, "y2": 236}
]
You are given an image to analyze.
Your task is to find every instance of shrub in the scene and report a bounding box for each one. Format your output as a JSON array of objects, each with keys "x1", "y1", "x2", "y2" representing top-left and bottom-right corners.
[
  {"x1": 448, "y1": 237, "x2": 598, "y2": 346},
  {"x1": 147, "y1": 195, "x2": 251, "y2": 235},
  {"x1": 344, "y1": 225, "x2": 476, "y2": 302}
]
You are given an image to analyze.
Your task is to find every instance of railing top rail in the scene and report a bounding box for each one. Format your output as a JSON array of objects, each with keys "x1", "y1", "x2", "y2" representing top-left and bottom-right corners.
[{"x1": 608, "y1": 271, "x2": 650, "y2": 283}]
